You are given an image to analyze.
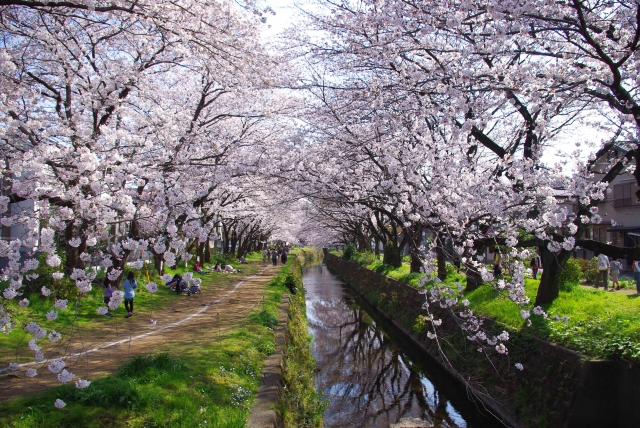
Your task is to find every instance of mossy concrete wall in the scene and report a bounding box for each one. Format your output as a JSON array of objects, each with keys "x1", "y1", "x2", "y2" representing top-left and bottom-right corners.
[{"x1": 324, "y1": 252, "x2": 640, "y2": 428}]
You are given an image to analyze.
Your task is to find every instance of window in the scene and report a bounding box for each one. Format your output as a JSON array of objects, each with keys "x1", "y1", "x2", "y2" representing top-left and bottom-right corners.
[
  {"x1": 613, "y1": 182, "x2": 638, "y2": 208},
  {"x1": 588, "y1": 226, "x2": 608, "y2": 243}
]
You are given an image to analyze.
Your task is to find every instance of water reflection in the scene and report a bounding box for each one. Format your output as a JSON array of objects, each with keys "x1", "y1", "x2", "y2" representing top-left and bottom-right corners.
[{"x1": 304, "y1": 264, "x2": 492, "y2": 428}]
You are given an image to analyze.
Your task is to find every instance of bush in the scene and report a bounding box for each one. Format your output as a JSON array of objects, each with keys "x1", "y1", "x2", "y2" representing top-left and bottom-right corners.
[
  {"x1": 250, "y1": 309, "x2": 279, "y2": 327},
  {"x1": 351, "y1": 251, "x2": 377, "y2": 266},
  {"x1": 342, "y1": 243, "x2": 356, "y2": 261},
  {"x1": 284, "y1": 273, "x2": 298, "y2": 294},
  {"x1": 257, "y1": 340, "x2": 276, "y2": 355},
  {"x1": 574, "y1": 257, "x2": 598, "y2": 284},
  {"x1": 619, "y1": 277, "x2": 634, "y2": 290},
  {"x1": 209, "y1": 253, "x2": 236, "y2": 266},
  {"x1": 116, "y1": 353, "x2": 187, "y2": 380},
  {"x1": 559, "y1": 258, "x2": 583, "y2": 291}
]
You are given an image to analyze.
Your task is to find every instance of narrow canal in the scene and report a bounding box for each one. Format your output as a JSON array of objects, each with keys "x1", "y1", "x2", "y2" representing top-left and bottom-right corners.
[{"x1": 303, "y1": 263, "x2": 503, "y2": 428}]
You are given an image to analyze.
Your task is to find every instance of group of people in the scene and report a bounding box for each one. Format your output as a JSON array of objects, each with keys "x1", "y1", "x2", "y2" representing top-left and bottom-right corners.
[
  {"x1": 495, "y1": 252, "x2": 640, "y2": 294},
  {"x1": 211, "y1": 262, "x2": 239, "y2": 273},
  {"x1": 263, "y1": 246, "x2": 289, "y2": 266},
  {"x1": 103, "y1": 249, "x2": 286, "y2": 319},
  {"x1": 596, "y1": 253, "x2": 640, "y2": 294},
  {"x1": 193, "y1": 261, "x2": 239, "y2": 274}
]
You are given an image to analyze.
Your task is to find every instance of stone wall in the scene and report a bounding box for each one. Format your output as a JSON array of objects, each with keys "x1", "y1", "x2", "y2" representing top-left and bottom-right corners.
[{"x1": 324, "y1": 252, "x2": 640, "y2": 428}]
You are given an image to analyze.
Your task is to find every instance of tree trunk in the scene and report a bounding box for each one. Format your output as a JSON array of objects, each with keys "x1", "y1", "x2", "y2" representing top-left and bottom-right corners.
[
  {"x1": 64, "y1": 221, "x2": 81, "y2": 272},
  {"x1": 185, "y1": 238, "x2": 198, "y2": 255},
  {"x1": 465, "y1": 266, "x2": 483, "y2": 292},
  {"x1": 374, "y1": 240, "x2": 380, "y2": 256},
  {"x1": 535, "y1": 248, "x2": 571, "y2": 305},
  {"x1": 204, "y1": 239, "x2": 211, "y2": 263},
  {"x1": 222, "y1": 226, "x2": 230, "y2": 254},
  {"x1": 436, "y1": 245, "x2": 447, "y2": 281},
  {"x1": 406, "y1": 224, "x2": 423, "y2": 274},
  {"x1": 230, "y1": 234, "x2": 238, "y2": 256},
  {"x1": 107, "y1": 250, "x2": 131, "y2": 287},
  {"x1": 197, "y1": 242, "x2": 205, "y2": 263},
  {"x1": 152, "y1": 251, "x2": 164, "y2": 276},
  {"x1": 410, "y1": 250, "x2": 422, "y2": 274},
  {"x1": 237, "y1": 240, "x2": 251, "y2": 259},
  {"x1": 383, "y1": 241, "x2": 403, "y2": 268}
]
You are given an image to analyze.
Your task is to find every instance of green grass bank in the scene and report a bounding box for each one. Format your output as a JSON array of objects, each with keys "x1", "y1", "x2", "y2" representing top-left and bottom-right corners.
[
  {"x1": 0, "y1": 254, "x2": 285, "y2": 427},
  {"x1": 327, "y1": 250, "x2": 640, "y2": 427},
  {"x1": 276, "y1": 250, "x2": 326, "y2": 427},
  {"x1": 337, "y1": 249, "x2": 640, "y2": 363}
]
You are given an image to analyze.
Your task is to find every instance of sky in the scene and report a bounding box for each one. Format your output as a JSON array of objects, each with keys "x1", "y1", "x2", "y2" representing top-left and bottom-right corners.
[
  {"x1": 260, "y1": 0, "x2": 306, "y2": 39},
  {"x1": 256, "y1": 0, "x2": 607, "y2": 172}
]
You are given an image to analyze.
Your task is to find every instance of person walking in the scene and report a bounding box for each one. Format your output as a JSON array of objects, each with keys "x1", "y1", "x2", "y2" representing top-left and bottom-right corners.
[
  {"x1": 262, "y1": 247, "x2": 269, "y2": 263},
  {"x1": 634, "y1": 260, "x2": 640, "y2": 295},
  {"x1": 610, "y1": 258, "x2": 623, "y2": 291},
  {"x1": 122, "y1": 271, "x2": 138, "y2": 318},
  {"x1": 595, "y1": 253, "x2": 610, "y2": 290},
  {"x1": 103, "y1": 283, "x2": 114, "y2": 316},
  {"x1": 493, "y1": 256, "x2": 502, "y2": 279},
  {"x1": 271, "y1": 248, "x2": 278, "y2": 266},
  {"x1": 281, "y1": 247, "x2": 288, "y2": 265},
  {"x1": 530, "y1": 254, "x2": 541, "y2": 280}
]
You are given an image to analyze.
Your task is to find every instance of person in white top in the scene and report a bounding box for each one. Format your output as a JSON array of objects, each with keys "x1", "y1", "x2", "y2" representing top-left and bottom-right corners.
[
  {"x1": 224, "y1": 264, "x2": 238, "y2": 273},
  {"x1": 609, "y1": 258, "x2": 623, "y2": 291},
  {"x1": 595, "y1": 253, "x2": 610, "y2": 290}
]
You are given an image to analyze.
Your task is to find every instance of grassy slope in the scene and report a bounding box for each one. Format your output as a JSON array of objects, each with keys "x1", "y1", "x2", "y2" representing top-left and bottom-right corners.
[
  {"x1": 0, "y1": 252, "x2": 285, "y2": 427},
  {"x1": 341, "y1": 250, "x2": 640, "y2": 362},
  {"x1": 1, "y1": 253, "x2": 264, "y2": 363}
]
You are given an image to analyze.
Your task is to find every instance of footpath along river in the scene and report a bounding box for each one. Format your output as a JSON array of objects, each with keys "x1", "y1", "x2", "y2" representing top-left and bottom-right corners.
[{"x1": 303, "y1": 263, "x2": 503, "y2": 428}]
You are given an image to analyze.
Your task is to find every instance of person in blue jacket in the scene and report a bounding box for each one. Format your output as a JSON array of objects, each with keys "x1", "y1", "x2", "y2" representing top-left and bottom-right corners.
[{"x1": 122, "y1": 271, "x2": 138, "y2": 318}]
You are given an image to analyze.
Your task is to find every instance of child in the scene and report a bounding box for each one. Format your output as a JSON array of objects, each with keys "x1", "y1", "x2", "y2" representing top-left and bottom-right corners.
[
  {"x1": 194, "y1": 262, "x2": 207, "y2": 274},
  {"x1": 103, "y1": 283, "x2": 114, "y2": 316},
  {"x1": 610, "y1": 258, "x2": 623, "y2": 291},
  {"x1": 122, "y1": 271, "x2": 138, "y2": 318}
]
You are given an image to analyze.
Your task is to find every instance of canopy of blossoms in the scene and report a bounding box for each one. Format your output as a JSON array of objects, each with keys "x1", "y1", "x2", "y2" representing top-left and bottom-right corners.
[{"x1": 2, "y1": 0, "x2": 640, "y2": 407}]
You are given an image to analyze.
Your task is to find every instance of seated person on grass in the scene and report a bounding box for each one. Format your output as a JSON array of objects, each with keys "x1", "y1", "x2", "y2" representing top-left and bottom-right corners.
[
  {"x1": 193, "y1": 262, "x2": 208, "y2": 274},
  {"x1": 165, "y1": 274, "x2": 182, "y2": 290},
  {"x1": 224, "y1": 264, "x2": 238, "y2": 273}
]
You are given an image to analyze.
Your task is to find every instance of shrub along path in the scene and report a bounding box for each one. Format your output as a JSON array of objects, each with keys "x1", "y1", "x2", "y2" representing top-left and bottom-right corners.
[{"x1": 0, "y1": 263, "x2": 281, "y2": 402}]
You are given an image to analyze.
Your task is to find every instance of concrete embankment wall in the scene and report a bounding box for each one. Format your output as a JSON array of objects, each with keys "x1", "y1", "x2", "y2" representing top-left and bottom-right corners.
[{"x1": 324, "y1": 252, "x2": 640, "y2": 428}]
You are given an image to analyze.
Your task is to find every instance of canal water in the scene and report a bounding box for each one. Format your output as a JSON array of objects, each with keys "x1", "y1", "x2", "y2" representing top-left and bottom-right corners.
[{"x1": 303, "y1": 263, "x2": 502, "y2": 428}]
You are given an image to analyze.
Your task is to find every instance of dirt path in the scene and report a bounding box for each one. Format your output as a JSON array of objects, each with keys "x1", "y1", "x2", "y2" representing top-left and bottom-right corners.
[
  {"x1": 580, "y1": 283, "x2": 639, "y2": 296},
  {"x1": 0, "y1": 264, "x2": 280, "y2": 401}
]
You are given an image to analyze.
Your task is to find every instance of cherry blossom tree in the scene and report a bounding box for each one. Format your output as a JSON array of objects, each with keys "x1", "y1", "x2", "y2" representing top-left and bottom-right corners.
[
  {"x1": 291, "y1": 0, "x2": 640, "y2": 307},
  {"x1": 0, "y1": 0, "x2": 288, "y2": 394}
]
